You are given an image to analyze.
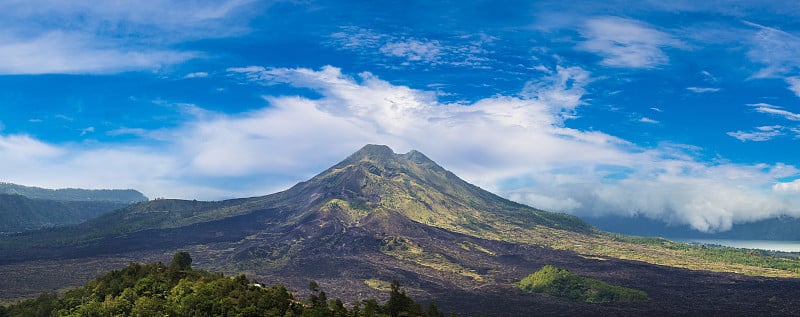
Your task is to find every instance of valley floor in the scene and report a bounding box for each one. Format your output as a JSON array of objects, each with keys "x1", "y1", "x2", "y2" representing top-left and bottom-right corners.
[{"x1": 3, "y1": 238, "x2": 800, "y2": 317}]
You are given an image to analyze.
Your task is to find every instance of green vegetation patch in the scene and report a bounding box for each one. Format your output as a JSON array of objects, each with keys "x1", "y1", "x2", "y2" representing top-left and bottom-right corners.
[
  {"x1": 516, "y1": 265, "x2": 648, "y2": 303},
  {"x1": 0, "y1": 253, "x2": 455, "y2": 317}
]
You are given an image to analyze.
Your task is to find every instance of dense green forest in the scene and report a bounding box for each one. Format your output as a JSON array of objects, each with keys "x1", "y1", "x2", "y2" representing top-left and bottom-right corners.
[
  {"x1": 516, "y1": 265, "x2": 648, "y2": 303},
  {"x1": 0, "y1": 194, "x2": 132, "y2": 233},
  {"x1": 0, "y1": 253, "x2": 451, "y2": 317},
  {"x1": 0, "y1": 183, "x2": 146, "y2": 203}
]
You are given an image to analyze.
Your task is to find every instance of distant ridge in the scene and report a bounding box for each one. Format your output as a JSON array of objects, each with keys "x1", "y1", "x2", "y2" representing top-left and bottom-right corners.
[
  {"x1": 0, "y1": 194, "x2": 133, "y2": 233},
  {"x1": 0, "y1": 183, "x2": 147, "y2": 233},
  {"x1": 0, "y1": 182, "x2": 147, "y2": 203}
]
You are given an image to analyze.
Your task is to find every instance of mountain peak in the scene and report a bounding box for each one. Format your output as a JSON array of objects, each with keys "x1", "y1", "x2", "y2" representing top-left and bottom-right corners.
[
  {"x1": 342, "y1": 145, "x2": 437, "y2": 168},
  {"x1": 346, "y1": 144, "x2": 397, "y2": 162},
  {"x1": 302, "y1": 144, "x2": 594, "y2": 237}
]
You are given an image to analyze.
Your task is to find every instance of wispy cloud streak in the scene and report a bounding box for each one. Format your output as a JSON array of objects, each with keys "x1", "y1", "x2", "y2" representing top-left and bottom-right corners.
[{"x1": 578, "y1": 17, "x2": 682, "y2": 69}]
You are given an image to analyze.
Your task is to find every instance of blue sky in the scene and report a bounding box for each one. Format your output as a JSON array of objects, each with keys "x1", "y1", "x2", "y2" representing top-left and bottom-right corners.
[{"x1": 2, "y1": 0, "x2": 800, "y2": 232}]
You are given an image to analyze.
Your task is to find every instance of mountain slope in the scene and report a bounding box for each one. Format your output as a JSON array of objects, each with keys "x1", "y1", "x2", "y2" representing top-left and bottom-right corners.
[
  {"x1": 0, "y1": 183, "x2": 146, "y2": 203},
  {"x1": 279, "y1": 144, "x2": 593, "y2": 238},
  {"x1": 0, "y1": 183, "x2": 146, "y2": 233},
  {"x1": 3, "y1": 145, "x2": 800, "y2": 316},
  {"x1": 0, "y1": 194, "x2": 133, "y2": 233},
  {"x1": 0, "y1": 145, "x2": 590, "y2": 250},
  {"x1": 2, "y1": 145, "x2": 798, "y2": 279}
]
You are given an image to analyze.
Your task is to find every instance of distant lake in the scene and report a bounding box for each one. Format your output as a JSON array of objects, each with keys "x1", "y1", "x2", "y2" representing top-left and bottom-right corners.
[{"x1": 669, "y1": 238, "x2": 800, "y2": 253}]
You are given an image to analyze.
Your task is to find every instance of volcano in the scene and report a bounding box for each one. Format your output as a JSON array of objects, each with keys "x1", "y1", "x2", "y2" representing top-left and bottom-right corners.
[{"x1": 2, "y1": 145, "x2": 800, "y2": 316}]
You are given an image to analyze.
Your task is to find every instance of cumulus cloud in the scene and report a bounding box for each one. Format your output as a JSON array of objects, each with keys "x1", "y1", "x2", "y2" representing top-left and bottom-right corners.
[
  {"x1": 578, "y1": 17, "x2": 682, "y2": 69},
  {"x1": 5, "y1": 65, "x2": 800, "y2": 233},
  {"x1": 219, "y1": 66, "x2": 800, "y2": 232},
  {"x1": 639, "y1": 117, "x2": 659, "y2": 124},
  {"x1": 774, "y1": 179, "x2": 800, "y2": 193}
]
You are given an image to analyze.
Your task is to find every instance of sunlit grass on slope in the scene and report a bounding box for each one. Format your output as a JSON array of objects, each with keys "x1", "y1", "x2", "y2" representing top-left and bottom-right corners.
[
  {"x1": 380, "y1": 236, "x2": 485, "y2": 282},
  {"x1": 317, "y1": 146, "x2": 800, "y2": 278}
]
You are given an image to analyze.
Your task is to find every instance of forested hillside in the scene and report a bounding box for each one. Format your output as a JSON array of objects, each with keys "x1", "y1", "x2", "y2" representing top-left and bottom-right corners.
[
  {"x1": 0, "y1": 194, "x2": 131, "y2": 233},
  {"x1": 0, "y1": 183, "x2": 146, "y2": 233},
  {"x1": 0, "y1": 253, "x2": 451, "y2": 317},
  {"x1": 0, "y1": 183, "x2": 146, "y2": 203}
]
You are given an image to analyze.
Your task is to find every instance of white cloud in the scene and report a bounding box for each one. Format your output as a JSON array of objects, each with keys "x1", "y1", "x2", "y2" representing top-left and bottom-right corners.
[
  {"x1": 107, "y1": 127, "x2": 150, "y2": 138},
  {"x1": 726, "y1": 22, "x2": 800, "y2": 98},
  {"x1": 520, "y1": 66, "x2": 591, "y2": 122},
  {"x1": 749, "y1": 103, "x2": 800, "y2": 121},
  {"x1": 0, "y1": 0, "x2": 252, "y2": 74},
  {"x1": 380, "y1": 39, "x2": 443, "y2": 63},
  {"x1": 0, "y1": 31, "x2": 196, "y2": 74},
  {"x1": 80, "y1": 127, "x2": 95, "y2": 136},
  {"x1": 786, "y1": 77, "x2": 800, "y2": 98},
  {"x1": 732, "y1": 103, "x2": 800, "y2": 142},
  {"x1": 196, "y1": 66, "x2": 800, "y2": 232},
  {"x1": 5, "y1": 65, "x2": 800, "y2": 233},
  {"x1": 639, "y1": 117, "x2": 659, "y2": 124},
  {"x1": 184, "y1": 72, "x2": 209, "y2": 79},
  {"x1": 650, "y1": 107, "x2": 663, "y2": 112},
  {"x1": 0, "y1": 134, "x2": 63, "y2": 160},
  {"x1": 578, "y1": 17, "x2": 682, "y2": 69},
  {"x1": 507, "y1": 192, "x2": 582, "y2": 213},
  {"x1": 327, "y1": 27, "x2": 492, "y2": 68},
  {"x1": 727, "y1": 125, "x2": 784, "y2": 142},
  {"x1": 745, "y1": 21, "x2": 800, "y2": 79},
  {"x1": 686, "y1": 87, "x2": 720, "y2": 93},
  {"x1": 774, "y1": 179, "x2": 800, "y2": 193},
  {"x1": 329, "y1": 26, "x2": 385, "y2": 49},
  {"x1": 701, "y1": 70, "x2": 717, "y2": 83}
]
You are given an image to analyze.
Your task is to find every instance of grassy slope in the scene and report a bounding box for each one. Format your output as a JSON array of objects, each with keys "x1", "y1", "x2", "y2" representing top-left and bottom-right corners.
[{"x1": 328, "y1": 146, "x2": 800, "y2": 278}]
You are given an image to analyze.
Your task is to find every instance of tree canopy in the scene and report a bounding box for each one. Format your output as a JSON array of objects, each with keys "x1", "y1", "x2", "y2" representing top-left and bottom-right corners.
[
  {"x1": 516, "y1": 265, "x2": 648, "y2": 303},
  {"x1": 1, "y1": 253, "x2": 454, "y2": 317}
]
